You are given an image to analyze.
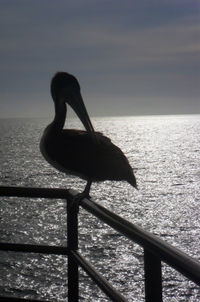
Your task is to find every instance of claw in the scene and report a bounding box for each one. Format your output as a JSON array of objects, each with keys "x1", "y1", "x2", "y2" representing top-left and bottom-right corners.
[
  {"x1": 76, "y1": 180, "x2": 92, "y2": 202},
  {"x1": 74, "y1": 192, "x2": 91, "y2": 201},
  {"x1": 69, "y1": 180, "x2": 92, "y2": 212}
]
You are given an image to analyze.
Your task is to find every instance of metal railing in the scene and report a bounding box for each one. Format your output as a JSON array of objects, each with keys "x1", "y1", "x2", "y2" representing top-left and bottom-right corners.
[{"x1": 0, "y1": 185, "x2": 200, "y2": 302}]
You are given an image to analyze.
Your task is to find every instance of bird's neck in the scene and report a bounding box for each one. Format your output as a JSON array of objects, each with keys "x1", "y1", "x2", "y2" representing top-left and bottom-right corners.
[{"x1": 48, "y1": 101, "x2": 67, "y2": 133}]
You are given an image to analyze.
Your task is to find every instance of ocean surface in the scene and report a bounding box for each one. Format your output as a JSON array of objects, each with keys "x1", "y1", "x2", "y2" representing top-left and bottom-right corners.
[{"x1": 0, "y1": 115, "x2": 199, "y2": 301}]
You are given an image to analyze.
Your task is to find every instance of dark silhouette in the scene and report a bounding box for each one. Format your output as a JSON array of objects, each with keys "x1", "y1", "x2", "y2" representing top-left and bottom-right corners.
[{"x1": 40, "y1": 72, "x2": 137, "y2": 199}]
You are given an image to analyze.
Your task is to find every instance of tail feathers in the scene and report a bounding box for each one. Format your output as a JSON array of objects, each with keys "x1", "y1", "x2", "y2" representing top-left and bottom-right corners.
[{"x1": 128, "y1": 173, "x2": 138, "y2": 190}]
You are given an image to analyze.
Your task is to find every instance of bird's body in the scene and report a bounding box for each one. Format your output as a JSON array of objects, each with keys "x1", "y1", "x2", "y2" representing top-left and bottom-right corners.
[
  {"x1": 41, "y1": 128, "x2": 136, "y2": 185},
  {"x1": 40, "y1": 72, "x2": 137, "y2": 197}
]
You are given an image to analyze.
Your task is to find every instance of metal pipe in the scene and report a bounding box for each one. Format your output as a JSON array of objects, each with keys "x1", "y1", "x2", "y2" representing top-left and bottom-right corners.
[
  {"x1": 0, "y1": 242, "x2": 68, "y2": 255},
  {"x1": 0, "y1": 297, "x2": 48, "y2": 302},
  {"x1": 0, "y1": 185, "x2": 200, "y2": 300},
  {"x1": 144, "y1": 249, "x2": 162, "y2": 302},
  {"x1": 0, "y1": 186, "x2": 72, "y2": 200},
  {"x1": 67, "y1": 198, "x2": 79, "y2": 302},
  {"x1": 72, "y1": 251, "x2": 127, "y2": 302},
  {"x1": 80, "y1": 197, "x2": 200, "y2": 286}
]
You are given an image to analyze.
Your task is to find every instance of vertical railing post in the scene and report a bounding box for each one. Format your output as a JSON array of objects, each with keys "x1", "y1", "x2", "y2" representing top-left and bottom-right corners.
[
  {"x1": 144, "y1": 249, "x2": 162, "y2": 302},
  {"x1": 67, "y1": 199, "x2": 79, "y2": 302}
]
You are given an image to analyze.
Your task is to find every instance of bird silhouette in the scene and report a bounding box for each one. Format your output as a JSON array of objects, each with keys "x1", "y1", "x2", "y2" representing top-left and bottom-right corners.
[{"x1": 40, "y1": 72, "x2": 137, "y2": 199}]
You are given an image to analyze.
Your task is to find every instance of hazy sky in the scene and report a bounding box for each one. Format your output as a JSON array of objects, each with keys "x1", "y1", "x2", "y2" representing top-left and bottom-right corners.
[{"x1": 0, "y1": 0, "x2": 199, "y2": 118}]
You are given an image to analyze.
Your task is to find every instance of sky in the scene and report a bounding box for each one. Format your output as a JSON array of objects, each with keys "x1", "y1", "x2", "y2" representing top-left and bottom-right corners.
[{"x1": 0, "y1": 0, "x2": 199, "y2": 118}]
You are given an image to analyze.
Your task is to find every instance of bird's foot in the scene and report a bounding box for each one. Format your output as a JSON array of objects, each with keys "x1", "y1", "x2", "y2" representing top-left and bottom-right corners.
[
  {"x1": 74, "y1": 191, "x2": 91, "y2": 202},
  {"x1": 69, "y1": 192, "x2": 91, "y2": 213}
]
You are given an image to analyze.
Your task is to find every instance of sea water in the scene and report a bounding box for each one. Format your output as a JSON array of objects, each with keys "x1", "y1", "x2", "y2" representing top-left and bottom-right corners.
[{"x1": 0, "y1": 115, "x2": 200, "y2": 301}]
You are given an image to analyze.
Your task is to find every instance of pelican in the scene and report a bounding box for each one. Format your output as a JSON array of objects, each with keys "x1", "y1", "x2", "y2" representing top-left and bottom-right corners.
[{"x1": 40, "y1": 72, "x2": 137, "y2": 199}]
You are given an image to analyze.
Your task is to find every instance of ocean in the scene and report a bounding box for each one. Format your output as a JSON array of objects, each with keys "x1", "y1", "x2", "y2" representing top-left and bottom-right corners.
[{"x1": 0, "y1": 115, "x2": 200, "y2": 301}]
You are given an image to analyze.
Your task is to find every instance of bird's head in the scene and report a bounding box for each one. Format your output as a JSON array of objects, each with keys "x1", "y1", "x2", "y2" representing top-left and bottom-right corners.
[
  {"x1": 51, "y1": 72, "x2": 96, "y2": 140},
  {"x1": 51, "y1": 72, "x2": 80, "y2": 103}
]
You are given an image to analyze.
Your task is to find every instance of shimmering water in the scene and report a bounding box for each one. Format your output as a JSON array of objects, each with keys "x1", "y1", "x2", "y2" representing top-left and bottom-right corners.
[{"x1": 0, "y1": 115, "x2": 200, "y2": 301}]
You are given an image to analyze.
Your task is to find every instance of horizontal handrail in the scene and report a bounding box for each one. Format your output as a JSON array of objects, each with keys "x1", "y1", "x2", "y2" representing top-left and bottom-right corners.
[
  {"x1": 0, "y1": 297, "x2": 48, "y2": 302},
  {"x1": 0, "y1": 186, "x2": 72, "y2": 200},
  {"x1": 80, "y1": 197, "x2": 200, "y2": 286},
  {"x1": 0, "y1": 242, "x2": 68, "y2": 255},
  {"x1": 72, "y1": 250, "x2": 126, "y2": 302}
]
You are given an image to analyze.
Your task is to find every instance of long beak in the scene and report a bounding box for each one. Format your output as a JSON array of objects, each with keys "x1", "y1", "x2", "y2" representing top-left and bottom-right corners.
[{"x1": 67, "y1": 90, "x2": 97, "y2": 142}]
